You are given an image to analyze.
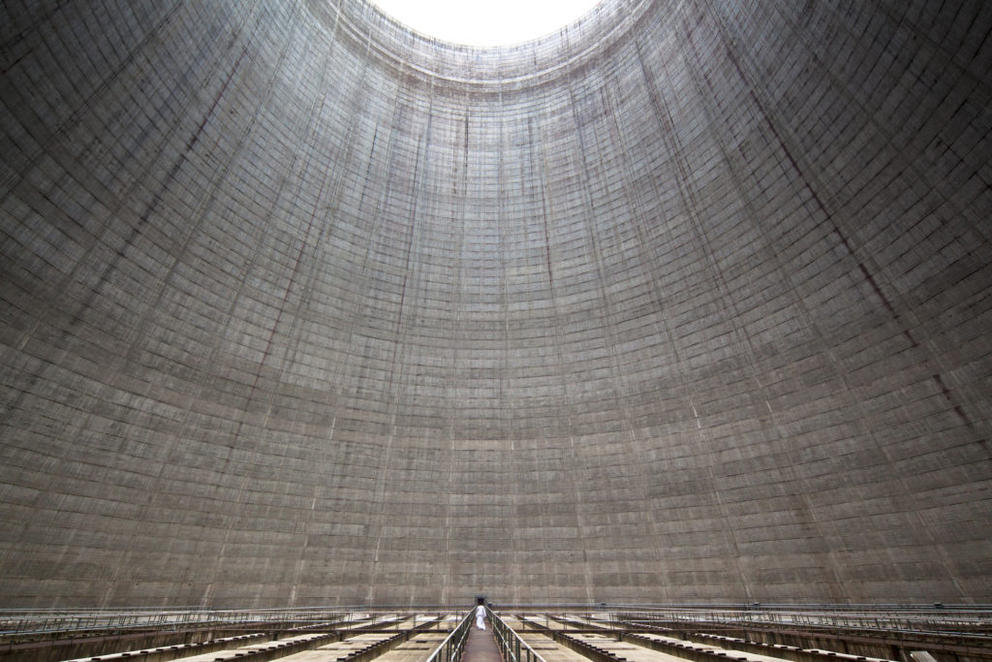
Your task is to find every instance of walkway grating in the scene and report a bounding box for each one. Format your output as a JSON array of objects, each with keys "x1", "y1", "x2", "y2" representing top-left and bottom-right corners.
[{"x1": 462, "y1": 626, "x2": 502, "y2": 662}]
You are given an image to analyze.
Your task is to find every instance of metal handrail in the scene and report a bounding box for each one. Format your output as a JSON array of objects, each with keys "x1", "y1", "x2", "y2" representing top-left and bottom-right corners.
[
  {"x1": 425, "y1": 610, "x2": 474, "y2": 662},
  {"x1": 488, "y1": 608, "x2": 547, "y2": 662}
]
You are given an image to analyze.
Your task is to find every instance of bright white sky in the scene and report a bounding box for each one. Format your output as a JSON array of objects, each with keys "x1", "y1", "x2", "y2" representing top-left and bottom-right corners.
[{"x1": 370, "y1": 0, "x2": 602, "y2": 46}]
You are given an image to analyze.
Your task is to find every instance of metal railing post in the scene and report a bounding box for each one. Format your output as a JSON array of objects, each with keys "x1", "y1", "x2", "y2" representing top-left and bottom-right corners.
[
  {"x1": 486, "y1": 609, "x2": 547, "y2": 662},
  {"x1": 426, "y1": 609, "x2": 473, "y2": 662}
]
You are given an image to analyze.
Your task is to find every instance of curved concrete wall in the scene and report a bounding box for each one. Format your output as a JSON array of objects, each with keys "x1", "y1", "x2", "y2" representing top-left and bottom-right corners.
[{"x1": 1, "y1": 0, "x2": 990, "y2": 607}]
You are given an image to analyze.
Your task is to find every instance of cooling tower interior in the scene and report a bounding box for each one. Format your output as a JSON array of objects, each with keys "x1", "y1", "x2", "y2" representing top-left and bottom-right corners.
[{"x1": 1, "y1": 0, "x2": 991, "y2": 608}]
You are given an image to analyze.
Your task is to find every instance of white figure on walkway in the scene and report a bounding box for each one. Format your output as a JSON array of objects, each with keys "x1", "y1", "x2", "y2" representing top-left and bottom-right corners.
[{"x1": 475, "y1": 604, "x2": 487, "y2": 630}]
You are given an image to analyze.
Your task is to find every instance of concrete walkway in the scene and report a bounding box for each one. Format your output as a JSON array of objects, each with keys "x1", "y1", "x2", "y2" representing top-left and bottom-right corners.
[{"x1": 462, "y1": 626, "x2": 502, "y2": 662}]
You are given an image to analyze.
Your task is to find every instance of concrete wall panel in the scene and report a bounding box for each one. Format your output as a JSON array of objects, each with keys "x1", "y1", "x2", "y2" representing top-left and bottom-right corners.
[{"x1": 1, "y1": 0, "x2": 990, "y2": 606}]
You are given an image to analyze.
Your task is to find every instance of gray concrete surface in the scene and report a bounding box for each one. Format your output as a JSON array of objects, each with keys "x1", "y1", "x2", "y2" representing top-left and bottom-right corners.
[{"x1": 0, "y1": 0, "x2": 990, "y2": 607}]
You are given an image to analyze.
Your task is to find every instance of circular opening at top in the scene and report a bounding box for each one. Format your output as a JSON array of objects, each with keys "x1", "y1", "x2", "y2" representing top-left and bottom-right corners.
[{"x1": 370, "y1": 0, "x2": 603, "y2": 46}]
